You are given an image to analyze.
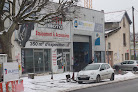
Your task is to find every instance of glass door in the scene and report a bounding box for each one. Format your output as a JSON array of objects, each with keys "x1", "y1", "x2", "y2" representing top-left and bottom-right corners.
[
  {"x1": 34, "y1": 51, "x2": 44, "y2": 73},
  {"x1": 66, "y1": 54, "x2": 70, "y2": 71}
]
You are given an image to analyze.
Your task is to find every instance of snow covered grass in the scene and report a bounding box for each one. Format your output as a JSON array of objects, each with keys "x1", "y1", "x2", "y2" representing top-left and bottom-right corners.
[{"x1": 21, "y1": 71, "x2": 137, "y2": 92}]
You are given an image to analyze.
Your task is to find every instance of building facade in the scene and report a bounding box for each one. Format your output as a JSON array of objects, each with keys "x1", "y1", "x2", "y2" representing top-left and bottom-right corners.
[
  {"x1": 11, "y1": 3, "x2": 105, "y2": 75},
  {"x1": 105, "y1": 11, "x2": 132, "y2": 66}
]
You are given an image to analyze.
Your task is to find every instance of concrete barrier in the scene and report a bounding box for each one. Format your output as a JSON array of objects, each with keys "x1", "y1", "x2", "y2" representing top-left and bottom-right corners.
[{"x1": 0, "y1": 79, "x2": 24, "y2": 92}]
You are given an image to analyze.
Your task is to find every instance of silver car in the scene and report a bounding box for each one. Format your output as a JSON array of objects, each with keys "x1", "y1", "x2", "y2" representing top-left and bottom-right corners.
[{"x1": 113, "y1": 60, "x2": 138, "y2": 71}]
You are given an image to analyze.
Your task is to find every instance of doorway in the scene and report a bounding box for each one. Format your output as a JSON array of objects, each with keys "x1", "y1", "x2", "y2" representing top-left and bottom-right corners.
[
  {"x1": 34, "y1": 50, "x2": 44, "y2": 73},
  {"x1": 63, "y1": 53, "x2": 70, "y2": 72}
]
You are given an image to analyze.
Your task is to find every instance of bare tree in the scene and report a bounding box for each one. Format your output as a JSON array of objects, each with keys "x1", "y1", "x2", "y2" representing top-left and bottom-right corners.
[{"x1": 0, "y1": 0, "x2": 77, "y2": 60}]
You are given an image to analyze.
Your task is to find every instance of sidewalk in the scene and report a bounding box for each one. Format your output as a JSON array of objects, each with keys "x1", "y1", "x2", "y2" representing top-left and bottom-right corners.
[{"x1": 21, "y1": 71, "x2": 138, "y2": 92}]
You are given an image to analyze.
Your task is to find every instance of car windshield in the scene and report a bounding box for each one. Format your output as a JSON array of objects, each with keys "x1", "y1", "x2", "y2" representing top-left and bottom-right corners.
[{"x1": 82, "y1": 64, "x2": 100, "y2": 71}]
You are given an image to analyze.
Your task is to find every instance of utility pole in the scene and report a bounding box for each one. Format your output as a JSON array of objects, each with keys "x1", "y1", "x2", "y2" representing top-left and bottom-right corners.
[{"x1": 132, "y1": 6, "x2": 136, "y2": 60}]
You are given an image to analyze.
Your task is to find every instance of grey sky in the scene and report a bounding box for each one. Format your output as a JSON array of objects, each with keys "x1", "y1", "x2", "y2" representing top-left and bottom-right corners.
[{"x1": 83, "y1": 0, "x2": 138, "y2": 33}]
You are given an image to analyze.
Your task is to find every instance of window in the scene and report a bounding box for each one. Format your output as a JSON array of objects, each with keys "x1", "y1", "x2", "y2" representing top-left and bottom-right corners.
[
  {"x1": 128, "y1": 61, "x2": 134, "y2": 64},
  {"x1": 122, "y1": 61, "x2": 128, "y2": 64},
  {"x1": 105, "y1": 64, "x2": 110, "y2": 69},
  {"x1": 100, "y1": 64, "x2": 106, "y2": 70},
  {"x1": 108, "y1": 42, "x2": 111, "y2": 49},
  {"x1": 123, "y1": 33, "x2": 126, "y2": 46}
]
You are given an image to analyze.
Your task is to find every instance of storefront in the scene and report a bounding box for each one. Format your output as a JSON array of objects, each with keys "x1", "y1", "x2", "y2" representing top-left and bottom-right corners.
[
  {"x1": 21, "y1": 49, "x2": 51, "y2": 74},
  {"x1": 12, "y1": 5, "x2": 105, "y2": 75},
  {"x1": 13, "y1": 18, "x2": 71, "y2": 74}
]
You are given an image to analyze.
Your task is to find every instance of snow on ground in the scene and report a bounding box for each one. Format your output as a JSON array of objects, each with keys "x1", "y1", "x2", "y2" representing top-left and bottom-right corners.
[{"x1": 21, "y1": 71, "x2": 137, "y2": 92}]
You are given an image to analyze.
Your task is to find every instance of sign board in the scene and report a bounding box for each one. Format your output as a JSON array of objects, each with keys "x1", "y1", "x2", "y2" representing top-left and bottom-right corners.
[
  {"x1": 25, "y1": 41, "x2": 71, "y2": 48},
  {"x1": 3, "y1": 62, "x2": 19, "y2": 82},
  {"x1": 30, "y1": 22, "x2": 70, "y2": 42},
  {"x1": 73, "y1": 19, "x2": 95, "y2": 31}
]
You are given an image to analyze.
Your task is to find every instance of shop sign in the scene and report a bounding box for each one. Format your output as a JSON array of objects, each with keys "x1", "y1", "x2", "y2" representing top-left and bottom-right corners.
[
  {"x1": 3, "y1": 62, "x2": 19, "y2": 82},
  {"x1": 25, "y1": 41, "x2": 71, "y2": 48},
  {"x1": 52, "y1": 49, "x2": 57, "y2": 66},
  {"x1": 30, "y1": 21, "x2": 70, "y2": 42},
  {"x1": 73, "y1": 19, "x2": 95, "y2": 31},
  {"x1": 38, "y1": 17, "x2": 63, "y2": 30}
]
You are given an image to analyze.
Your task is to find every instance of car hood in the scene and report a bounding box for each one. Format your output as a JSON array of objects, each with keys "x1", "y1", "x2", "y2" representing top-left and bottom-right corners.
[{"x1": 78, "y1": 70, "x2": 98, "y2": 75}]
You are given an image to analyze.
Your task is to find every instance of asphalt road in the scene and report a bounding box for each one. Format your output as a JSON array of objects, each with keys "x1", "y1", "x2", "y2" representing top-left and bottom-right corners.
[{"x1": 70, "y1": 78, "x2": 138, "y2": 92}]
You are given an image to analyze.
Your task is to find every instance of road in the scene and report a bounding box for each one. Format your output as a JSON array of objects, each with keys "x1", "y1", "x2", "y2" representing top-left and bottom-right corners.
[{"x1": 70, "y1": 78, "x2": 138, "y2": 92}]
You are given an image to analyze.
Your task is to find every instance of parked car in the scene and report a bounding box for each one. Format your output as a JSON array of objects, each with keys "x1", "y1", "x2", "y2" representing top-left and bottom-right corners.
[
  {"x1": 113, "y1": 60, "x2": 138, "y2": 71},
  {"x1": 76, "y1": 63, "x2": 114, "y2": 84}
]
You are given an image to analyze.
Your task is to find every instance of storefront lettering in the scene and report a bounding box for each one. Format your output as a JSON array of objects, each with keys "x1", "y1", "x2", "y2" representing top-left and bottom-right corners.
[
  {"x1": 29, "y1": 41, "x2": 70, "y2": 47},
  {"x1": 45, "y1": 23, "x2": 63, "y2": 30},
  {"x1": 30, "y1": 41, "x2": 45, "y2": 46},
  {"x1": 36, "y1": 31, "x2": 69, "y2": 38},
  {"x1": 36, "y1": 31, "x2": 52, "y2": 37}
]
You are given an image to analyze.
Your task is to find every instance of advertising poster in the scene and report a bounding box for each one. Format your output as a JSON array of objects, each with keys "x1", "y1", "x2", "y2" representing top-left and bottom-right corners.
[{"x1": 3, "y1": 62, "x2": 19, "y2": 82}]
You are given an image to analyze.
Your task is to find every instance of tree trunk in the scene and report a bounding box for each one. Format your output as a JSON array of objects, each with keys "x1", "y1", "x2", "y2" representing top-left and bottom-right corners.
[{"x1": 0, "y1": 22, "x2": 17, "y2": 61}]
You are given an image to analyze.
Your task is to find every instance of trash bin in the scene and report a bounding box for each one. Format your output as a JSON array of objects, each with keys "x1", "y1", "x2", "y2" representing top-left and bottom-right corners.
[{"x1": 28, "y1": 73, "x2": 34, "y2": 79}]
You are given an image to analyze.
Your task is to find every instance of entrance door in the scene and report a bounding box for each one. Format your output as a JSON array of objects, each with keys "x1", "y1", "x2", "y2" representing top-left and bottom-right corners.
[{"x1": 34, "y1": 51, "x2": 44, "y2": 73}]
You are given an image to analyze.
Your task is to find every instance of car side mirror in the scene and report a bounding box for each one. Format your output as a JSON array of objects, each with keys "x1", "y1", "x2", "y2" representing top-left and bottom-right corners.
[
  {"x1": 121, "y1": 63, "x2": 123, "y2": 65},
  {"x1": 100, "y1": 68, "x2": 104, "y2": 71}
]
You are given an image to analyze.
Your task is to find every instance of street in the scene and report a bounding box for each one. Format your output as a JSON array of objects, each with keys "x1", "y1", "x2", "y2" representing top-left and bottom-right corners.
[{"x1": 70, "y1": 78, "x2": 138, "y2": 92}]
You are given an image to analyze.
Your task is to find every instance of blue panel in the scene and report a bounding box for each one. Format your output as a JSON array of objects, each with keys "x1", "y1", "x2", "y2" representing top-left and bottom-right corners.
[{"x1": 95, "y1": 37, "x2": 100, "y2": 46}]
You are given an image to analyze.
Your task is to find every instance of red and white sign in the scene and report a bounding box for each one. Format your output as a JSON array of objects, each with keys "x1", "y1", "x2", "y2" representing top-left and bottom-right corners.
[
  {"x1": 30, "y1": 22, "x2": 70, "y2": 42},
  {"x1": 52, "y1": 49, "x2": 57, "y2": 66}
]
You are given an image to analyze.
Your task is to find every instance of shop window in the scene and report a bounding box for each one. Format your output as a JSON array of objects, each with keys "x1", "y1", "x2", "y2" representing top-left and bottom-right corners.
[
  {"x1": 57, "y1": 49, "x2": 63, "y2": 69},
  {"x1": 57, "y1": 49, "x2": 70, "y2": 70},
  {"x1": 22, "y1": 49, "x2": 33, "y2": 73},
  {"x1": 44, "y1": 49, "x2": 51, "y2": 71}
]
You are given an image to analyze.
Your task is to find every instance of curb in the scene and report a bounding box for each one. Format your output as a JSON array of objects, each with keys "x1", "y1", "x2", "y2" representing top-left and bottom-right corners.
[{"x1": 64, "y1": 76, "x2": 138, "y2": 92}]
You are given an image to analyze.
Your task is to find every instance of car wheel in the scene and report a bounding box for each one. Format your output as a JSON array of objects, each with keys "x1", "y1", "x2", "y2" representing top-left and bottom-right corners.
[
  {"x1": 96, "y1": 75, "x2": 101, "y2": 83},
  {"x1": 133, "y1": 67, "x2": 137, "y2": 72},
  {"x1": 78, "y1": 81, "x2": 83, "y2": 84},
  {"x1": 115, "y1": 66, "x2": 120, "y2": 71},
  {"x1": 110, "y1": 73, "x2": 114, "y2": 81}
]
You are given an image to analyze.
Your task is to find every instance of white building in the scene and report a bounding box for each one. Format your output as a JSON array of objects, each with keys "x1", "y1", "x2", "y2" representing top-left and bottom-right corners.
[{"x1": 11, "y1": 2, "x2": 105, "y2": 75}]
